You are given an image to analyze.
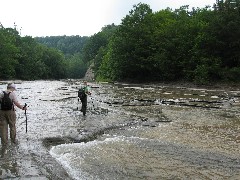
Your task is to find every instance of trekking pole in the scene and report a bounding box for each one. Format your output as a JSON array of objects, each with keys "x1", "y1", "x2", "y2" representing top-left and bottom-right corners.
[{"x1": 24, "y1": 103, "x2": 28, "y2": 133}]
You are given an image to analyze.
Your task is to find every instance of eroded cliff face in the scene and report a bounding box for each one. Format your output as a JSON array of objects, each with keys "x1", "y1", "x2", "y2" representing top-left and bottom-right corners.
[{"x1": 84, "y1": 63, "x2": 94, "y2": 81}]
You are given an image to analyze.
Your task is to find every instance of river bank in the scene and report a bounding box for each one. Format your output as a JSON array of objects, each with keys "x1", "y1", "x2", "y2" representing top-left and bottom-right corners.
[
  {"x1": 114, "y1": 79, "x2": 240, "y2": 90},
  {"x1": 0, "y1": 80, "x2": 240, "y2": 179}
]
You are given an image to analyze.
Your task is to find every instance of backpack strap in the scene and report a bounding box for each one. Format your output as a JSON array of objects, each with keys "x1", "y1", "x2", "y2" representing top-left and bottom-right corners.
[{"x1": 3, "y1": 91, "x2": 11, "y2": 96}]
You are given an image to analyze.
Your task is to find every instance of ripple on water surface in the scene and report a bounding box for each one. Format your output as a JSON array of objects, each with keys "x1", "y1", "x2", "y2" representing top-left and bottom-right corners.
[{"x1": 50, "y1": 135, "x2": 240, "y2": 180}]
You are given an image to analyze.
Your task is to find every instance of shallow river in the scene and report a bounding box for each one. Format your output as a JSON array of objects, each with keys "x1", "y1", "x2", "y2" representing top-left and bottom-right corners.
[{"x1": 0, "y1": 80, "x2": 240, "y2": 179}]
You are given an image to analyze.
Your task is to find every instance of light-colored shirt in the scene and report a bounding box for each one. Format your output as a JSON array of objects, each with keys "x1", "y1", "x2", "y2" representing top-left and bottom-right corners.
[
  {"x1": 85, "y1": 86, "x2": 91, "y2": 93},
  {"x1": 81, "y1": 85, "x2": 91, "y2": 94}
]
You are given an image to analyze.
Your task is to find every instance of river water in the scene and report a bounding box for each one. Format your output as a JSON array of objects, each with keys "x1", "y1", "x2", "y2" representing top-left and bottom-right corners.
[{"x1": 0, "y1": 80, "x2": 239, "y2": 179}]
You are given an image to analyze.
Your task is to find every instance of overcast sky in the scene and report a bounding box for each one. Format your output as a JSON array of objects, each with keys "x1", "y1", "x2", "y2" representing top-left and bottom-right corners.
[{"x1": 0, "y1": 0, "x2": 216, "y2": 37}]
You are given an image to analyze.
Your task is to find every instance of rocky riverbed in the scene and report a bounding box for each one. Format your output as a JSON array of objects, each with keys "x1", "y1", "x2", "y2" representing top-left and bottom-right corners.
[{"x1": 0, "y1": 80, "x2": 240, "y2": 179}]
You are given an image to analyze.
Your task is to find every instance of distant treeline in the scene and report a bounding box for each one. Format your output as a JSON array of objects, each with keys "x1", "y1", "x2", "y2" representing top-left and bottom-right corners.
[
  {"x1": 0, "y1": 26, "x2": 62, "y2": 79},
  {"x1": 35, "y1": 35, "x2": 90, "y2": 78},
  {"x1": 1, "y1": 0, "x2": 240, "y2": 84},
  {"x1": 0, "y1": 25, "x2": 89, "y2": 80}
]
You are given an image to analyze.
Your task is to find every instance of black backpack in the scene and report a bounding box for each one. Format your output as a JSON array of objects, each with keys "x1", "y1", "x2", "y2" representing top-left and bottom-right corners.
[
  {"x1": 78, "y1": 87, "x2": 86, "y2": 99},
  {"x1": 1, "y1": 91, "x2": 13, "y2": 110}
]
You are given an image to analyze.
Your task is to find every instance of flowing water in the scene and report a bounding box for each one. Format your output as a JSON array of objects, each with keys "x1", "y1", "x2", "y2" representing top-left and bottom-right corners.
[{"x1": 0, "y1": 80, "x2": 240, "y2": 179}]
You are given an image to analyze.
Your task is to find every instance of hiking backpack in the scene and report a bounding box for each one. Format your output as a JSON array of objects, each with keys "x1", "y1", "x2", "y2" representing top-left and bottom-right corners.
[
  {"x1": 1, "y1": 91, "x2": 13, "y2": 110},
  {"x1": 78, "y1": 87, "x2": 86, "y2": 99}
]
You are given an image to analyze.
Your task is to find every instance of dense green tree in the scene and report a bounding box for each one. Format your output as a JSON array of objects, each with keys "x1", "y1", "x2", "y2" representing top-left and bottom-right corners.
[
  {"x1": 16, "y1": 36, "x2": 44, "y2": 79},
  {"x1": 82, "y1": 24, "x2": 117, "y2": 79},
  {"x1": 40, "y1": 47, "x2": 66, "y2": 79},
  {"x1": 98, "y1": 3, "x2": 154, "y2": 81},
  {"x1": 0, "y1": 25, "x2": 67, "y2": 80},
  {"x1": 65, "y1": 53, "x2": 87, "y2": 78},
  {"x1": 82, "y1": 24, "x2": 117, "y2": 63},
  {"x1": 35, "y1": 35, "x2": 89, "y2": 55},
  {"x1": 36, "y1": 35, "x2": 90, "y2": 79},
  {"x1": 97, "y1": 1, "x2": 240, "y2": 84},
  {"x1": 0, "y1": 26, "x2": 19, "y2": 79}
]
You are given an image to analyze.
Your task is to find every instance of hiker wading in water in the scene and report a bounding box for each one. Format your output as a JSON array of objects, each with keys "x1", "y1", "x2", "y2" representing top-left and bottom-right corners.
[
  {"x1": 0, "y1": 83, "x2": 27, "y2": 151},
  {"x1": 78, "y1": 81, "x2": 91, "y2": 116}
]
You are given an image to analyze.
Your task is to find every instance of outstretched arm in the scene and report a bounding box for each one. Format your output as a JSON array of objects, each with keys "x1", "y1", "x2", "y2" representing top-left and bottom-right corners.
[{"x1": 13, "y1": 100, "x2": 27, "y2": 110}]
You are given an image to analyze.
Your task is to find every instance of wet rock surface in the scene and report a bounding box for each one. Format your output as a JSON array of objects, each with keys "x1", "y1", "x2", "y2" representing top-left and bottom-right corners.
[{"x1": 0, "y1": 80, "x2": 240, "y2": 179}]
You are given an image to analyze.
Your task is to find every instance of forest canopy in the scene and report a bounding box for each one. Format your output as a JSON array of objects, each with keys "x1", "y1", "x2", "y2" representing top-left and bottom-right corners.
[
  {"x1": 1, "y1": 0, "x2": 239, "y2": 84},
  {"x1": 95, "y1": 0, "x2": 240, "y2": 83},
  {"x1": 0, "y1": 26, "x2": 66, "y2": 80}
]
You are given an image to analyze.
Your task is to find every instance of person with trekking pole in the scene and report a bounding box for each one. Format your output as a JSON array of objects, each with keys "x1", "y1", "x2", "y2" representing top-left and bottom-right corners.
[
  {"x1": 0, "y1": 83, "x2": 27, "y2": 150},
  {"x1": 78, "y1": 81, "x2": 91, "y2": 116}
]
